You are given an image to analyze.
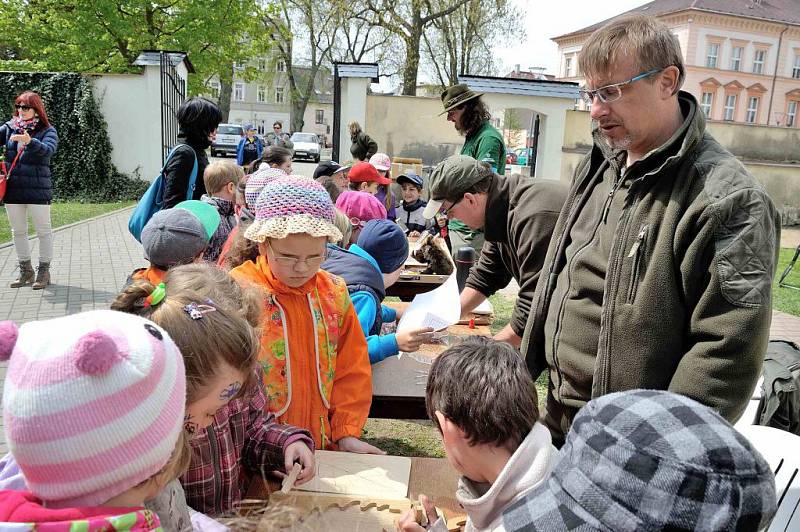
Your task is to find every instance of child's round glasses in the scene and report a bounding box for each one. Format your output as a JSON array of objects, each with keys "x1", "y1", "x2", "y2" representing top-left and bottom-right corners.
[
  {"x1": 578, "y1": 68, "x2": 664, "y2": 105},
  {"x1": 267, "y1": 242, "x2": 327, "y2": 268}
]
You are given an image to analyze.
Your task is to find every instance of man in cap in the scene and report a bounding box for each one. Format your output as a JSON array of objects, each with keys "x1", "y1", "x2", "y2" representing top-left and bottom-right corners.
[
  {"x1": 236, "y1": 124, "x2": 263, "y2": 168},
  {"x1": 423, "y1": 155, "x2": 567, "y2": 347},
  {"x1": 313, "y1": 160, "x2": 350, "y2": 203},
  {"x1": 521, "y1": 14, "x2": 779, "y2": 447},
  {"x1": 440, "y1": 83, "x2": 507, "y2": 257}
]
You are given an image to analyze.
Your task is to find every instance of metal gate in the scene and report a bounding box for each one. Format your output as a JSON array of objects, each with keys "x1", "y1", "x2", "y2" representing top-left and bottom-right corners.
[{"x1": 160, "y1": 52, "x2": 186, "y2": 163}]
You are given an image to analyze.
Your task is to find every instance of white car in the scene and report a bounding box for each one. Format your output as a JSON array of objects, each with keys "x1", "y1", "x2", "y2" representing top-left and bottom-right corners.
[
  {"x1": 211, "y1": 124, "x2": 244, "y2": 158},
  {"x1": 290, "y1": 132, "x2": 321, "y2": 163}
]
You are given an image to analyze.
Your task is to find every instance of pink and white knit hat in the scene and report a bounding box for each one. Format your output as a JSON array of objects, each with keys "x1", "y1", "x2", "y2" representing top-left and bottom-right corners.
[
  {"x1": 244, "y1": 167, "x2": 286, "y2": 209},
  {"x1": 244, "y1": 175, "x2": 343, "y2": 243},
  {"x1": 0, "y1": 310, "x2": 186, "y2": 507}
]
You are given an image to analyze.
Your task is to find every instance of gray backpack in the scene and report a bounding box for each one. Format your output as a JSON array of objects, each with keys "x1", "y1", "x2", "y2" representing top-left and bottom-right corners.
[{"x1": 755, "y1": 339, "x2": 800, "y2": 435}]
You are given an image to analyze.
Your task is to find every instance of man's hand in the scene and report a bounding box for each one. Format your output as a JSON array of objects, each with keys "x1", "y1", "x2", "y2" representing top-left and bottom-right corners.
[
  {"x1": 283, "y1": 441, "x2": 316, "y2": 485},
  {"x1": 395, "y1": 494, "x2": 438, "y2": 531},
  {"x1": 493, "y1": 324, "x2": 522, "y2": 347},
  {"x1": 337, "y1": 436, "x2": 386, "y2": 455},
  {"x1": 396, "y1": 327, "x2": 434, "y2": 353}
]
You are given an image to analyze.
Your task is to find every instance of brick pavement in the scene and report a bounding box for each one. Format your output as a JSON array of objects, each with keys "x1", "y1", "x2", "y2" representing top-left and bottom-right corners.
[{"x1": 0, "y1": 207, "x2": 798, "y2": 455}]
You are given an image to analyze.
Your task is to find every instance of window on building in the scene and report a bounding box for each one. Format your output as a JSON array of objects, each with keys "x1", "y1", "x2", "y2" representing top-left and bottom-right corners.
[
  {"x1": 746, "y1": 96, "x2": 759, "y2": 123},
  {"x1": 788, "y1": 101, "x2": 798, "y2": 127},
  {"x1": 793, "y1": 55, "x2": 800, "y2": 79},
  {"x1": 209, "y1": 81, "x2": 220, "y2": 99},
  {"x1": 700, "y1": 92, "x2": 713, "y2": 117},
  {"x1": 277, "y1": 60, "x2": 286, "y2": 72},
  {"x1": 564, "y1": 56, "x2": 573, "y2": 77},
  {"x1": 257, "y1": 121, "x2": 266, "y2": 135},
  {"x1": 234, "y1": 62, "x2": 245, "y2": 70},
  {"x1": 724, "y1": 94, "x2": 737, "y2": 121},
  {"x1": 315, "y1": 109, "x2": 324, "y2": 124},
  {"x1": 234, "y1": 82, "x2": 244, "y2": 102},
  {"x1": 730, "y1": 46, "x2": 743, "y2": 71},
  {"x1": 258, "y1": 59, "x2": 266, "y2": 71},
  {"x1": 257, "y1": 85, "x2": 266, "y2": 103},
  {"x1": 275, "y1": 87, "x2": 285, "y2": 104},
  {"x1": 753, "y1": 49, "x2": 766, "y2": 74},
  {"x1": 706, "y1": 42, "x2": 719, "y2": 68}
]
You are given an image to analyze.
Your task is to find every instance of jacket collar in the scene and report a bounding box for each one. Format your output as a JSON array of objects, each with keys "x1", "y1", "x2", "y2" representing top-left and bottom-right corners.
[
  {"x1": 402, "y1": 198, "x2": 426, "y2": 212},
  {"x1": 592, "y1": 91, "x2": 704, "y2": 180},
  {"x1": 201, "y1": 194, "x2": 235, "y2": 217},
  {"x1": 455, "y1": 423, "x2": 554, "y2": 529},
  {"x1": 482, "y1": 174, "x2": 511, "y2": 243}
]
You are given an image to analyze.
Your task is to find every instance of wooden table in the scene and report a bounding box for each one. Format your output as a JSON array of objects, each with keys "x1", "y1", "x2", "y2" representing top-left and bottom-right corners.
[
  {"x1": 386, "y1": 237, "x2": 453, "y2": 300},
  {"x1": 370, "y1": 302, "x2": 491, "y2": 419},
  {"x1": 245, "y1": 456, "x2": 465, "y2": 523}
]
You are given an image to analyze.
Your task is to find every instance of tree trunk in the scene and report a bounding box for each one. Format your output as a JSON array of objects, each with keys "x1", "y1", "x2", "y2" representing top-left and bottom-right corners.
[
  {"x1": 291, "y1": 98, "x2": 308, "y2": 132},
  {"x1": 401, "y1": 31, "x2": 421, "y2": 96},
  {"x1": 217, "y1": 64, "x2": 234, "y2": 123}
]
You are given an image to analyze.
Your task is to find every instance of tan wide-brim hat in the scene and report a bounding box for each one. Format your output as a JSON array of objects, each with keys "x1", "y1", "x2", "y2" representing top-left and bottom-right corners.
[{"x1": 439, "y1": 83, "x2": 483, "y2": 115}]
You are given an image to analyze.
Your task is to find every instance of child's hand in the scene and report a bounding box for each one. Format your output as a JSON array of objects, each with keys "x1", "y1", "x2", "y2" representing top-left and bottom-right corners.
[
  {"x1": 284, "y1": 441, "x2": 315, "y2": 485},
  {"x1": 396, "y1": 327, "x2": 434, "y2": 353},
  {"x1": 408, "y1": 231, "x2": 421, "y2": 240},
  {"x1": 337, "y1": 436, "x2": 386, "y2": 455},
  {"x1": 395, "y1": 494, "x2": 438, "y2": 531}
]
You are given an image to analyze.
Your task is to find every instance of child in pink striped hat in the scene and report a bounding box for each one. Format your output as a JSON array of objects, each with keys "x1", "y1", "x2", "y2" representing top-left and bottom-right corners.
[{"x1": 0, "y1": 310, "x2": 189, "y2": 530}]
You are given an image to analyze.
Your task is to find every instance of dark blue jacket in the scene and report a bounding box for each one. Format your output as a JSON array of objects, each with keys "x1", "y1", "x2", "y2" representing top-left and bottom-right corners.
[
  {"x1": 236, "y1": 136, "x2": 263, "y2": 166},
  {"x1": 0, "y1": 121, "x2": 58, "y2": 204}
]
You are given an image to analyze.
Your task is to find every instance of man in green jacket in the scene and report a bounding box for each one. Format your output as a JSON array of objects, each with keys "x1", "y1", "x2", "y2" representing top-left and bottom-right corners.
[
  {"x1": 440, "y1": 84, "x2": 506, "y2": 256},
  {"x1": 521, "y1": 14, "x2": 780, "y2": 447},
  {"x1": 423, "y1": 156, "x2": 567, "y2": 346}
]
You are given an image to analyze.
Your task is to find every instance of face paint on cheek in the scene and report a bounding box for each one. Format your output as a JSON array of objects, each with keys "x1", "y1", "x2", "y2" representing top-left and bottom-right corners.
[
  {"x1": 219, "y1": 381, "x2": 242, "y2": 400},
  {"x1": 184, "y1": 414, "x2": 198, "y2": 435}
]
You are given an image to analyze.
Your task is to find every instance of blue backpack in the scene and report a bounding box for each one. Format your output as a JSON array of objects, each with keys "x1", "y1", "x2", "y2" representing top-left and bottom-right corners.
[{"x1": 128, "y1": 145, "x2": 198, "y2": 242}]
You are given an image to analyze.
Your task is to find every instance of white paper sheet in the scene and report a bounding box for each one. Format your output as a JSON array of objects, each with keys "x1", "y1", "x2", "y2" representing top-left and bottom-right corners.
[{"x1": 396, "y1": 273, "x2": 461, "y2": 333}]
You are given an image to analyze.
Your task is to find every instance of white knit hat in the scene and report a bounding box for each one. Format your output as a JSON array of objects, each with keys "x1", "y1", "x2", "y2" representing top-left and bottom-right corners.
[{"x1": 0, "y1": 310, "x2": 186, "y2": 506}]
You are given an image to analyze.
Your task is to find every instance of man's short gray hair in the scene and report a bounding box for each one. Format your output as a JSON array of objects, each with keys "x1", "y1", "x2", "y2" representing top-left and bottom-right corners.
[{"x1": 578, "y1": 14, "x2": 685, "y2": 94}]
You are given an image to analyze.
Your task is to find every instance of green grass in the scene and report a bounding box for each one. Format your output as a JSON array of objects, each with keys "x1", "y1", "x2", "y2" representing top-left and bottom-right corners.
[
  {"x1": 775, "y1": 246, "x2": 800, "y2": 317},
  {"x1": 0, "y1": 201, "x2": 135, "y2": 244}
]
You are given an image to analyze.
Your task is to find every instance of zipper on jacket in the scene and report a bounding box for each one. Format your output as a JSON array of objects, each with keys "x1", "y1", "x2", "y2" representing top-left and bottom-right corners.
[
  {"x1": 600, "y1": 171, "x2": 626, "y2": 224},
  {"x1": 206, "y1": 425, "x2": 224, "y2": 513},
  {"x1": 626, "y1": 224, "x2": 648, "y2": 304}
]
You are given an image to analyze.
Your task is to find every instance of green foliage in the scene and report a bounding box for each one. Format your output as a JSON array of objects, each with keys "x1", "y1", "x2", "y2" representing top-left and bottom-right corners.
[
  {"x1": 0, "y1": 201, "x2": 135, "y2": 244},
  {"x1": 0, "y1": 72, "x2": 148, "y2": 201},
  {"x1": 0, "y1": 0, "x2": 261, "y2": 95},
  {"x1": 774, "y1": 246, "x2": 800, "y2": 317}
]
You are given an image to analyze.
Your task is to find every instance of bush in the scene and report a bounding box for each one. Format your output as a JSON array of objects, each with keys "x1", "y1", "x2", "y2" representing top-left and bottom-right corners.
[{"x1": 0, "y1": 72, "x2": 148, "y2": 201}]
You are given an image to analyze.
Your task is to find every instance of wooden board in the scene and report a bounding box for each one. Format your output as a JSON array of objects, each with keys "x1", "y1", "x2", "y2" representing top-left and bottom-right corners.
[{"x1": 295, "y1": 450, "x2": 412, "y2": 500}]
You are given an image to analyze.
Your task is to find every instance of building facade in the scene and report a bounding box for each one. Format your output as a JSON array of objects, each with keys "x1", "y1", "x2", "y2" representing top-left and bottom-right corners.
[
  {"x1": 205, "y1": 58, "x2": 334, "y2": 142},
  {"x1": 552, "y1": 0, "x2": 800, "y2": 127}
]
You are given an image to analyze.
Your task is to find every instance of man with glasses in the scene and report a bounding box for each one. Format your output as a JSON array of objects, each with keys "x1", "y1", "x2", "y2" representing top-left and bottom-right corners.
[
  {"x1": 439, "y1": 84, "x2": 507, "y2": 258},
  {"x1": 520, "y1": 14, "x2": 780, "y2": 447},
  {"x1": 264, "y1": 120, "x2": 293, "y2": 150},
  {"x1": 422, "y1": 155, "x2": 567, "y2": 347}
]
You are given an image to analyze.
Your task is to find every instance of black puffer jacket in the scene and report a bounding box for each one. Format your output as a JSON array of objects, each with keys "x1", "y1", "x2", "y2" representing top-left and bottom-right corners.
[
  {"x1": 0, "y1": 121, "x2": 59, "y2": 204},
  {"x1": 162, "y1": 129, "x2": 210, "y2": 209}
]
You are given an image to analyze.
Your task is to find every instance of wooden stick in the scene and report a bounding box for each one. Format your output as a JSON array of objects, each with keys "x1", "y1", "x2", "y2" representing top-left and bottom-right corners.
[{"x1": 280, "y1": 463, "x2": 303, "y2": 494}]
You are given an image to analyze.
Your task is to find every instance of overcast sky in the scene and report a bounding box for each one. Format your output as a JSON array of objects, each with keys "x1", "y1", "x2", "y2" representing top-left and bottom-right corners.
[{"x1": 494, "y1": 0, "x2": 649, "y2": 76}]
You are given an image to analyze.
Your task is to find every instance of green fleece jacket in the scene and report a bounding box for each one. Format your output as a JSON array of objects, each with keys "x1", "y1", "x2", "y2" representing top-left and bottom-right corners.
[
  {"x1": 465, "y1": 174, "x2": 568, "y2": 337},
  {"x1": 521, "y1": 92, "x2": 780, "y2": 445}
]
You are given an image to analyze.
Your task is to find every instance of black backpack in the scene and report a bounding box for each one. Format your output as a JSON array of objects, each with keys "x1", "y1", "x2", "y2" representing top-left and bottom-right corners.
[{"x1": 755, "y1": 340, "x2": 800, "y2": 435}]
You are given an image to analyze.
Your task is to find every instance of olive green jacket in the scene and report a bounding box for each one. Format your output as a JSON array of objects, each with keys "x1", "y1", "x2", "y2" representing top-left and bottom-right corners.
[{"x1": 521, "y1": 92, "x2": 780, "y2": 427}]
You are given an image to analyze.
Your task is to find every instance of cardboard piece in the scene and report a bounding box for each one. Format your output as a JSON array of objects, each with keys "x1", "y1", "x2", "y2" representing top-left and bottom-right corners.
[
  {"x1": 266, "y1": 492, "x2": 412, "y2": 531},
  {"x1": 295, "y1": 450, "x2": 412, "y2": 500}
]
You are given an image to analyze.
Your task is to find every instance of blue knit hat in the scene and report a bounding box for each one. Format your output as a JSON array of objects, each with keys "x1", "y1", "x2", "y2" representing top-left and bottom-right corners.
[{"x1": 357, "y1": 219, "x2": 409, "y2": 273}]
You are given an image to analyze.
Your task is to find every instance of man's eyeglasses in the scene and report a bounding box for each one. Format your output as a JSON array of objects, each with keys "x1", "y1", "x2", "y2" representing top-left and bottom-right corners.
[
  {"x1": 579, "y1": 68, "x2": 664, "y2": 105},
  {"x1": 14, "y1": 105, "x2": 31, "y2": 111},
  {"x1": 273, "y1": 126, "x2": 281, "y2": 130},
  {"x1": 440, "y1": 199, "x2": 461, "y2": 217},
  {"x1": 267, "y1": 242, "x2": 327, "y2": 268}
]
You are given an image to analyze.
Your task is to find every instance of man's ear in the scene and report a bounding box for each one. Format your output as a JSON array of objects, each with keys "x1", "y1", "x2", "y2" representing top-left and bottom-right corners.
[
  {"x1": 435, "y1": 410, "x2": 466, "y2": 444},
  {"x1": 659, "y1": 65, "x2": 680, "y2": 98}
]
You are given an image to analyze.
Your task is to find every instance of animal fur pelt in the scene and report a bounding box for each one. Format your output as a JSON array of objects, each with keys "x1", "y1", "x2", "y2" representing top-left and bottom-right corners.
[{"x1": 412, "y1": 234, "x2": 454, "y2": 275}]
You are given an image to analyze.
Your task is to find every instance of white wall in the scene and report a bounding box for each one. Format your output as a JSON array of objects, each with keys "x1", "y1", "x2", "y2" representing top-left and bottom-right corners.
[
  {"x1": 338, "y1": 77, "x2": 370, "y2": 160},
  {"x1": 92, "y1": 68, "x2": 163, "y2": 181}
]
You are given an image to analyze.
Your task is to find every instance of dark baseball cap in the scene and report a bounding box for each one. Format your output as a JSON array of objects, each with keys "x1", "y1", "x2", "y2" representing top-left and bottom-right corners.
[
  {"x1": 396, "y1": 171, "x2": 423, "y2": 189},
  {"x1": 313, "y1": 160, "x2": 349, "y2": 180}
]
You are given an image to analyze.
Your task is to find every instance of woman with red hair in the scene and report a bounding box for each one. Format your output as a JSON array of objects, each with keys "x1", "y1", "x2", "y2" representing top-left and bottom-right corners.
[{"x1": 0, "y1": 91, "x2": 59, "y2": 289}]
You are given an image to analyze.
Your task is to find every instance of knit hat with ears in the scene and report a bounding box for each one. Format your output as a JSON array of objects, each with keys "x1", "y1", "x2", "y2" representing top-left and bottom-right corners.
[
  {"x1": 0, "y1": 310, "x2": 186, "y2": 507},
  {"x1": 244, "y1": 175, "x2": 343, "y2": 243},
  {"x1": 244, "y1": 167, "x2": 286, "y2": 209}
]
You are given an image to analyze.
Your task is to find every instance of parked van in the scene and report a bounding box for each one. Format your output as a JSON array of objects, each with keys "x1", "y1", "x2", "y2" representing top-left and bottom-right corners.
[{"x1": 211, "y1": 123, "x2": 244, "y2": 158}]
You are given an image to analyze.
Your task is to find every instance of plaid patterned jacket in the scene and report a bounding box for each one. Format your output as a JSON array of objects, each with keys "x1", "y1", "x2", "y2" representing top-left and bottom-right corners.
[{"x1": 181, "y1": 376, "x2": 314, "y2": 516}]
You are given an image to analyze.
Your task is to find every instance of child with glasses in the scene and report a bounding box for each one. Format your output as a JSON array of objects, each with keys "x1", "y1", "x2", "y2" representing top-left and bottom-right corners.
[{"x1": 229, "y1": 176, "x2": 382, "y2": 455}]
